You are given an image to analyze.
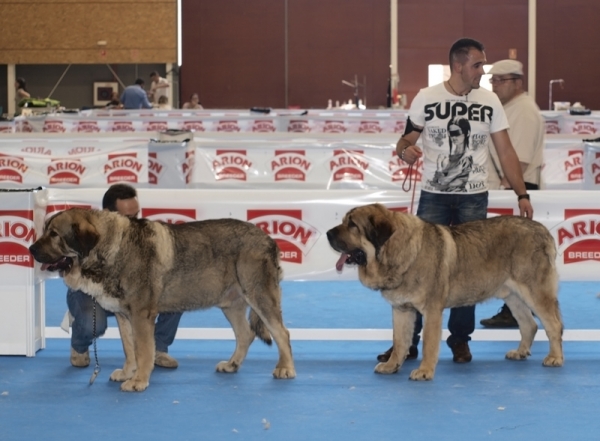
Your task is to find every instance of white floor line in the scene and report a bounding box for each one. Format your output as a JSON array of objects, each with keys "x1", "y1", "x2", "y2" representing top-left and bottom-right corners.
[{"x1": 45, "y1": 327, "x2": 600, "y2": 341}]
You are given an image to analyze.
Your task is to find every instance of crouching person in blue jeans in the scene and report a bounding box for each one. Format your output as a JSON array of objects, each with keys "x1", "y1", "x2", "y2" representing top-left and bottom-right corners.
[{"x1": 67, "y1": 183, "x2": 183, "y2": 368}]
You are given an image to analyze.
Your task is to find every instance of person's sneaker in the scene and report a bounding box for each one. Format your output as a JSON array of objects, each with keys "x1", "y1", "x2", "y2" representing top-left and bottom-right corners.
[
  {"x1": 70, "y1": 347, "x2": 90, "y2": 367},
  {"x1": 480, "y1": 304, "x2": 518, "y2": 328},
  {"x1": 450, "y1": 341, "x2": 472, "y2": 363},
  {"x1": 155, "y1": 351, "x2": 179, "y2": 368},
  {"x1": 376, "y1": 345, "x2": 418, "y2": 363}
]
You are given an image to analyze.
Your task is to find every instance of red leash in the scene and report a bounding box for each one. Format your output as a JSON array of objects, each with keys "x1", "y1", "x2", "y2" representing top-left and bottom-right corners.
[{"x1": 402, "y1": 163, "x2": 418, "y2": 214}]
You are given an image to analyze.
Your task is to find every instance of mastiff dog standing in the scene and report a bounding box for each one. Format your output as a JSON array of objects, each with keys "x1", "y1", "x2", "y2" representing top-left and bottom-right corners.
[
  {"x1": 327, "y1": 203, "x2": 563, "y2": 381},
  {"x1": 30, "y1": 208, "x2": 296, "y2": 392}
]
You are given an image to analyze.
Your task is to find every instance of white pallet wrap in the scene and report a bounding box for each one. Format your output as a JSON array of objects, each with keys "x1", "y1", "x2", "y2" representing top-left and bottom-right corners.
[{"x1": 0, "y1": 136, "x2": 149, "y2": 188}]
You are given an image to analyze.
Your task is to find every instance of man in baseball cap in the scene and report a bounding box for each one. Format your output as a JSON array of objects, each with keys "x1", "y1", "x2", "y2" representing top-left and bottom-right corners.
[{"x1": 480, "y1": 59, "x2": 545, "y2": 328}]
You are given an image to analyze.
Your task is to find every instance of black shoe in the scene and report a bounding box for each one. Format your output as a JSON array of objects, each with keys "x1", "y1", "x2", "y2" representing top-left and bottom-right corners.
[
  {"x1": 450, "y1": 341, "x2": 472, "y2": 363},
  {"x1": 480, "y1": 304, "x2": 518, "y2": 328},
  {"x1": 376, "y1": 345, "x2": 418, "y2": 363}
]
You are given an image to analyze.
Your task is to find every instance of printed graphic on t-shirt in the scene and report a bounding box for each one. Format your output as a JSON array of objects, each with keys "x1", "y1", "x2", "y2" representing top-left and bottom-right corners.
[{"x1": 425, "y1": 116, "x2": 489, "y2": 192}]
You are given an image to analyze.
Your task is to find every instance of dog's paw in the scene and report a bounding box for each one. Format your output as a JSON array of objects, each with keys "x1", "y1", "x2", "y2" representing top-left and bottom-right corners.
[
  {"x1": 409, "y1": 367, "x2": 434, "y2": 381},
  {"x1": 374, "y1": 361, "x2": 399, "y2": 374},
  {"x1": 120, "y1": 379, "x2": 149, "y2": 392},
  {"x1": 109, "y1": 368, "x2": 134, "y2": 382},
  {"x1": 272, "y1": 367, "x2": 296, "y2": 379},
  {"x1": 505, "y1": 349, "x2": 530, "y2": 360},
  {"x1": 542, "y1": 355, "x2": 564, "y2": 367},
  {"x1": 215, "y1": 360, "x2": 241, "y2": 373}
]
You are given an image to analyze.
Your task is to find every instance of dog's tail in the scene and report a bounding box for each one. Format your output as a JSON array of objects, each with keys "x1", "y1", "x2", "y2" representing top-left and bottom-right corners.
[{"x1": 249, "y1": 309, "x2": 273, "y2": 345}]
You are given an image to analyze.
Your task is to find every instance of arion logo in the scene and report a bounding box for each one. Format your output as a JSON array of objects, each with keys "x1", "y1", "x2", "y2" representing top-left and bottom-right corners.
[
  {"x1": 323, "y1": 120, "x2": 346, "y2": 133},
  {"x1": 0, "y1": 210, "x2": 36, "y2": 268},
  {"x1": 271, "y1": 150, "x2": 310, "y2": 182},
  {"x1": 564, "y1": 150, "x2": 583, "y2": 182},
  {"x1": 358, "y1": 121, "x2": 382, "y2": 133},
  {"x1": 329, "y1": 149, "x2": 368, "y2": 182},
  {"x1": 148, "y1": 152, "x2": 165, "y2": 185},
  {"x1": 248, "y1": 209, "x2": 320, "y2": 264},
  {"x1": 103, "y1": 153, "x2": 144, "y2": 183},
  {"x1": 552, "y1": 209, "x2": 600, "y2": 264},
  {"x1": 388, "y1": 151, "x2": 422, "y2": 183},
  {"x1": 48, "y1": 159, "x2": 86, "y2": 185},
  {"x1": 212, "y1": 150, "x2": 251, "y2": 181},
  {"x1": 0, "y1": 154, "x2": 28, "y2": 183},
  {"x1": 287, "y1": 120, "x2": 310, "y2": 133}
]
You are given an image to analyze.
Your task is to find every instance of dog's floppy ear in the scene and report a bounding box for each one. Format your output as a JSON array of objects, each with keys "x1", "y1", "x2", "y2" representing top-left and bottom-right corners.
[
  {"x1": 67, "y1": 218, "x2": 100, "y2": 258},
  {"x1": 365, "y1": 213, "x2": 394, "y2": 255}
]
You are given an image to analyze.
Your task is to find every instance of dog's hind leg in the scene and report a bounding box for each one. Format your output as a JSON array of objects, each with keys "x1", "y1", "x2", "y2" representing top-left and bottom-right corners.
[
  {"x1": 529, "y1": 287, "x2": 564, "y2": 367},
  {"x1": 242, "y1": 284, "x2": 295, "y2": 379},
  {"x1": 375, "y1": 306, "x2": 415, "y2": 375},
  {"x1": 216, "y1": 297, "x2": 255, "y2": 374},
  {"x1": 503, "y1": 292, "x2": 537, "y2": 361},
  {"x1": 109, "y1": 313, "x2": 137, "y2": 382}
]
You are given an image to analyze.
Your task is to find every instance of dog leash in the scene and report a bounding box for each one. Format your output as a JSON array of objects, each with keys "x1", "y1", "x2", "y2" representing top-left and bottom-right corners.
[
  {"x1": 89, "y1": 299, "x2": 101, "y2": 385},
  {"x1": 401, "y1": 163, "x2": 418, "y2": 214}
]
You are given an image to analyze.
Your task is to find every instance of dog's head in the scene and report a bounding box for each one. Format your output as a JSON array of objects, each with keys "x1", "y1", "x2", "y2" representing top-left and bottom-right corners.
[
  {"x1": 326, "y1": 203, "x2": 395, "y2": 271},
  {"x1": 29, "y1": 208, "x2": 100, "y2": 276}
]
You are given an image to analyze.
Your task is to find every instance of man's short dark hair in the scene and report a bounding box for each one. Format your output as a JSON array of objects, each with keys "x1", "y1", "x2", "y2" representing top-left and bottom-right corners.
[
  {"x1": 135, "y1": 78, "x2": 145, "y2": 86},
  {"x1": 102, "y1": 184, "x2": 138, "y2": 212},
  {"x1": 150, "y1": 71, "x2": 159, "y2": 78},
  {"x1": 449, "y1": 38, "x2": 485, "y2": 71}
]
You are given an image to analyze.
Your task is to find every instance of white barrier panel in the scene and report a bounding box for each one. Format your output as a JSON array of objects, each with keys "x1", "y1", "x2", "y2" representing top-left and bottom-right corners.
[
  {"x1": 583, "y1": 142, "x2": 600, "y2": 190},
  {"x1": 0, "y1": 134, "x2": 192, "y2": 189},
  {"x1": 542, "y1": 111, "x2": 600, "y2": 135},
  {"x1": 191, "y1": 134, "x2": 422, "y2": 189},
  {"x1": 37, "y1": 188, "x2": 600, "y2": 282},
  {"x1": 0, "y1": 189, "x2": 45, "y2": 355},
  {"x1": 0, "y1": 138, "x2": 149, "y2": 187},
  {"x1": 14, "y1": 110, "x2": 410, "y2": 134},
  {"x1": 0, "y1": 132, "x2": 594, "y2": 191},
  {"x1": 147, "y1": 140, "x2": 194, "y2": 188},
  {"x1": 542, "y1": 135, "x2": 585, "y2": 189},
  {"x1": 10, "y1": 109, "x2": 600, "y2": 135},
  {"x1": 0, "y1": 121, "x2": 15, "y2": 133}
]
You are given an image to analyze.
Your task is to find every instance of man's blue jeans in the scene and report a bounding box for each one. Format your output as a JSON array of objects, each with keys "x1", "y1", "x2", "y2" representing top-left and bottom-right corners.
[
  {"x1": 411, "y1": 190, "x2": 489, "y2": 348},
  {"x1": 67, "y1": 289, "x2": 182, "y2": 354}
]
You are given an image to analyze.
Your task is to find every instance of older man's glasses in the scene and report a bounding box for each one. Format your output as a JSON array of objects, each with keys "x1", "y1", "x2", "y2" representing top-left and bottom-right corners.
[{"x1": 489, "y1": 77, "x2": 519, "y2": 85}]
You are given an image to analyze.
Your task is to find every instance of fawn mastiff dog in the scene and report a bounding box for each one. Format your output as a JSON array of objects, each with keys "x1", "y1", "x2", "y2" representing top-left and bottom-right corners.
[
  {"x1": 327, "y1": 203, "x2": 563, "y2": 381},
  {"x1": 29, "y1": 208, "x2": 295, "y2": 392}
]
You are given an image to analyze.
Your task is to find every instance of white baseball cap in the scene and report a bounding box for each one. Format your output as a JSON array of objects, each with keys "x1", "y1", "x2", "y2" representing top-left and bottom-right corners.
[{"x1": 488, "y1": 59, "x2": 524, "y2": 76}]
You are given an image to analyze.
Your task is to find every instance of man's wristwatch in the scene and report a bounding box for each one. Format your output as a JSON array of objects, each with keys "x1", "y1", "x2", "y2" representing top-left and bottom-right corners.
[{"x1": 517, "y1": 194, "x2": 530, "y2": 201}]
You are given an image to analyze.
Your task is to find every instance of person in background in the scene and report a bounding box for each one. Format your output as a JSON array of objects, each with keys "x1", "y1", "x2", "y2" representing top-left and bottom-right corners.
[
  {"x1": 377, "y1": 38, "x2": 533, "y2": 365},
  {"x1": 480, "y1": 59, "x2": 545, "y2": 328},
  {"x1": 182, "y1": 93, "x2": 203, "y2": 109},
  {"x1": 15, "y1": 77, "x2": 31, "y2": 115},
  {"x1": 120, "y1": 78, "x2": 152, "y2": 109},
  {"x1": 68, "y1": 184, "x2": 183, "y2": 369},
  {"x1": 156, "y1": 95, "x2": 172, "y2": 110},
  {"x1": 105, "y1": 91, "x2": 122, "y2": 109},
  {"x1": 149, "y1": 71, "x2": 170, "y2": 104}
]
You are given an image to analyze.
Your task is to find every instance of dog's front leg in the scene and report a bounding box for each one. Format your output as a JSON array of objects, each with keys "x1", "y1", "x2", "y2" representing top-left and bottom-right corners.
[
  {"x1": 109, "y1": 313, "x2": 137, "y2": 382},
  {"x1": 120, "y1": 310, "x2": 157, "y2": 392},
  {"x1": 375, "y1": 306, "x2": 415, "y2": 374},
  {"x1": 409, "y1": 307, "x2": 443, "y2": 381}
]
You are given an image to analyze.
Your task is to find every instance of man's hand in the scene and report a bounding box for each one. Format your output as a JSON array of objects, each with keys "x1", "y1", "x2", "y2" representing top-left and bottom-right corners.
[
  {"x1": 518, "y1": 198, "x2": 533, "y2": 219},
  {"x1": 399, "y1": 145, "x2": 423, "y2": 165}
]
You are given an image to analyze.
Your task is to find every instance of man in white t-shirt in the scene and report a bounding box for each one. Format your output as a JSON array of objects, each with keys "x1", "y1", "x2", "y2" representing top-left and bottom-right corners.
[
  {"x1": 149, "y1": 71, "x2": 170, "y2": 104},
  {"x1": 376, "y1": 38, "x2": 533, "y2": 367},
  {"x1": 480, "y1": 59, "x2": 545, "y2": 328}
]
